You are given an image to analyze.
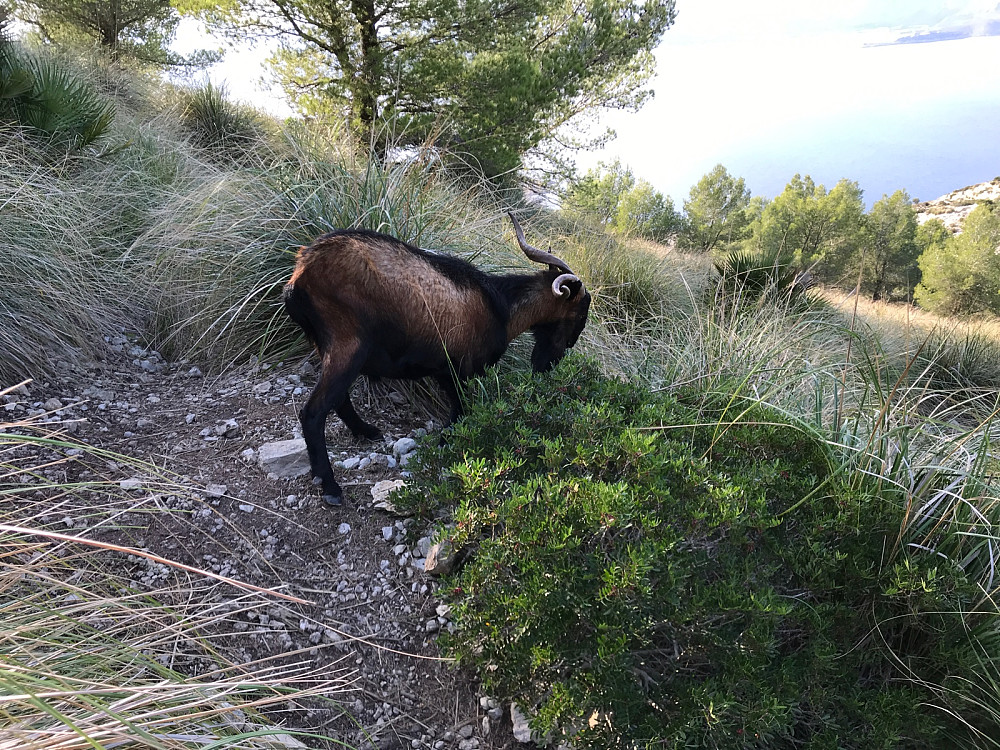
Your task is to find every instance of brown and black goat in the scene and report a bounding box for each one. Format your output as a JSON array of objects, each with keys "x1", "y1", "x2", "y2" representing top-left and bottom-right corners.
[{"x1": 282, "y1": 213, "x2": 591, "y2": 506}]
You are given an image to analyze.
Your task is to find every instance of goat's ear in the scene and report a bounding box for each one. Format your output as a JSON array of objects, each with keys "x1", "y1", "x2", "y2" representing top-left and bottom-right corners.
[{"x1": 562, "y1": 278, "x2": 585, "y2": 300}]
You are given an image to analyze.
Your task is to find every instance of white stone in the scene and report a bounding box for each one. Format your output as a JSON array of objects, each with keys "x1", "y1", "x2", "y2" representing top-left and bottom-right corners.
[
  {"x1": 372, "y1": 479, "x2": 406, "y2": 511},
  {"x1": 425, "y1": 540, "x2": 457, "y2": 576},
  {"x1": 257, "y1": 439, "x2": 311, "y2": 478},
  {"x1": 392, "y1": 437, "x2": 418, "y2": 457},
  {"x1": 511, "y1": 704, "x2": 533, "y2": 743}
]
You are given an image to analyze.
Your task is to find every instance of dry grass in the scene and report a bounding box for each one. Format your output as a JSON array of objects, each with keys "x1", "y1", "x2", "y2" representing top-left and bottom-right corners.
[
  {"x1": 0, "y1": 386, "x2": 353, "y2": 749},
  {"x1": 817, "y1": 286, "x2": 1000, "y2": 353}
]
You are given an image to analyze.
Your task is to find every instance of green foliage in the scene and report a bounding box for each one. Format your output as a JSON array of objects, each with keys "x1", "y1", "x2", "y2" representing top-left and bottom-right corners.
[
  {"x1": 185, "y1": 0, "x2": 677, "y2": 177},
  {"x1": 861, "y1": 190, "x2": 920, "y2": 302},
  {"x1": 394, "y1": 359, "x2": 993, "y2": 747},
  {"x1": 916, "y1": 206, "x2": 1000, "y2": 316},
  {"x1": 918, "y1": 327, "x2": 1000, "y2": 393},
  {"x1": 712, "y1": 246, "x2": 808, "y2": 306},
  {"x1": 745, "y1": 174, "x2": 865, "y2": 283},
  {"x1": 564, "y1": 159, "x2": 682, "y2": 242},
  {"x1": 11, "y1": 0, "x2": 219, "y2": 67},
  {"x1": 678, "y1": 164, "x2": 751, "y2": 253},
  {"x1": 3, "y1": 47, "x2": 1000, "y2": 747},
  {"x1": 180, "y1": 81, "x2": 270, "y2": 163},
  {"x1": 0, "y1": 35, "x2": 115, "y2": 147}
]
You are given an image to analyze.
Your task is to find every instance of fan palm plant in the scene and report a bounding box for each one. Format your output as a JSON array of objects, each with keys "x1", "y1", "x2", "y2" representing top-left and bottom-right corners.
[
  {"x1": 713, "y1": 246, "x2": 810, "y2": 304},
  {"x1": 0, "y1": 27, "x2": 115, "y2": 148}
]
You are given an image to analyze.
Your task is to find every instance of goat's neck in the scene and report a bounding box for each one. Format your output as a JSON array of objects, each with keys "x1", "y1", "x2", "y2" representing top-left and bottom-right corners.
[{"x1": 503, "y1": 274, "x2": 553, "y2": 342}]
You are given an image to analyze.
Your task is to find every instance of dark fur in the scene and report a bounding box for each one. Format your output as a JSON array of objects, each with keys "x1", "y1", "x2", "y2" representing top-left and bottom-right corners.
[{"x1": 283, "y1": 227, "x2": 591, "y2": 506}]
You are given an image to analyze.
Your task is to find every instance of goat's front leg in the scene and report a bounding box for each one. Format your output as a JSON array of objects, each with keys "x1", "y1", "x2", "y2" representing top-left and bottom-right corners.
[{"x1": 434, "y1": 372, "x2": 465, "y2": 426}]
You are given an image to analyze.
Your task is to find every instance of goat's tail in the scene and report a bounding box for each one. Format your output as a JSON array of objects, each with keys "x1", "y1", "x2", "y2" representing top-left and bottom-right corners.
[{"x1": 283, "y1": 282, "x2": 326, "y2": 350}]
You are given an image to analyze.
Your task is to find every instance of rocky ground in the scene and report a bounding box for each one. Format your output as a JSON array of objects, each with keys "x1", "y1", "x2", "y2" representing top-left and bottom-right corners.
[{"x1": 3, "y1": 334, "x2": 529, "y2": 750}]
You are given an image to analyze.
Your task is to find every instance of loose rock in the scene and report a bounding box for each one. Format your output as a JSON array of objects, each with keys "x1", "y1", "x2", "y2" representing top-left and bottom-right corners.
[
  {"x1": 371, "y1": 479, "x2": 406, "y2": 511},
  {"x1": 392, "y1": 437, "x2": 418, "y2": 457},
  {"x1": 425, "y1": 540, "x2": 457, "y2": 576},
  {"x1": 257, "y1": 439, "x2": 311, "y2": 479}
]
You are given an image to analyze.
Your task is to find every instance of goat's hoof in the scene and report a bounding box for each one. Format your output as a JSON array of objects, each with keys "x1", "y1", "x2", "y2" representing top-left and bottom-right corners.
[{"x1": 322, "y1": 493, "x2": 343, "y2": 507}]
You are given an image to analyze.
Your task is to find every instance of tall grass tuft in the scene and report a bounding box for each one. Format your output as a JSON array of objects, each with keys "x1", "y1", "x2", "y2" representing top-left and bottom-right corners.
[
  {"x1": 181, "y1": 81, "x2": 273, "y2": 165},
  {"x1": 0, "y1": 134, "x2": 129, "y2": 382}
]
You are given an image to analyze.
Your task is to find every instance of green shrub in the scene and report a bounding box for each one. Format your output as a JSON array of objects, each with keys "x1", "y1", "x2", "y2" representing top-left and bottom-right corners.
[
  {"x1": 180, "y1": 82, "x2": 270, "y2": 164},
  {"x1": 713, "y1": 247, "x2": 808, "y2": 306},
  {"x1": 0, "y1": 35, "x2": 115, "y2": 148},
  {"x1": 917, "y1": 328, "x2": 1000, "y2": 394},
  {"x1": 395, "y1": 358, "x2": 992, "y2": 748}
]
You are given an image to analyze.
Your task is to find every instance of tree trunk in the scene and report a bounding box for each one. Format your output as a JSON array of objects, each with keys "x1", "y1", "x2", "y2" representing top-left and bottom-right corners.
[{"x1": 350, "y1": 0, "x2": 380, "y2": 147}]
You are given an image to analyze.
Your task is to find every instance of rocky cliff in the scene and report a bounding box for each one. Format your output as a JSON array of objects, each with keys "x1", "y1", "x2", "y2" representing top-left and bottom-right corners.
[{"x1": 914, "y1": 177, "x2": 1000, "y2": 233}]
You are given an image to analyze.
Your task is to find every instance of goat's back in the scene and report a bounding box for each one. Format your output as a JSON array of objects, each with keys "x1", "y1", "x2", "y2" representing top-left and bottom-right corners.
[{"x1": 286, "y1": 230, "x2": 507, "y2": 374}]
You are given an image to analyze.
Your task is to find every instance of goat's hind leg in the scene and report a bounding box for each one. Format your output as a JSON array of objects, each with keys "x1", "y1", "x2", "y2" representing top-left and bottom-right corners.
[
  {"x1": 300, "y1": 345, "x2": 367, "y2": 506},
  {"x1": 434, "y1": 372, "x2": 465, "y2": 426},
  {"x1": 336, "y1": 394, "x2": 383, "y2": 441}
]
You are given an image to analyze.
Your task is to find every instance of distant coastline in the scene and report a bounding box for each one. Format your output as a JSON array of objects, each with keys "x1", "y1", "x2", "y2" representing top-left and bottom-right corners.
[{"x1": 866, "y1": 19, "x2": 1000, "y2": 47}]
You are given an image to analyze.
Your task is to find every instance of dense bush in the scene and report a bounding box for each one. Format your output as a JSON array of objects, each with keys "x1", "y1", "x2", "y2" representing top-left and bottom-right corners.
[
  {"x1": 0, "y1": 32, "x2": 115, "y2": 147},
  {"x1": 395, "y1": 358, "x2": 992, "y2": 748},
  {"x1": 916, "y1": 205, "x2": 1000, "y2": 316},
  {"x1": 712, "y1": 246, "x2": 808, "y2": 306},
  {"x1": 180, "y1": 82, "x2": 271, "y2": 164}
]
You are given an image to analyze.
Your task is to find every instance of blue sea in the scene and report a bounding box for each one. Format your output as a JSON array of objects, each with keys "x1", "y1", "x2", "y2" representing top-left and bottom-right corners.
[
  {"x1": 721, "y1": 92, "x2": 1000, "y2": 206},
  {"x1": 586, "y1": 34, "x2": 1000, "y2": 208}
]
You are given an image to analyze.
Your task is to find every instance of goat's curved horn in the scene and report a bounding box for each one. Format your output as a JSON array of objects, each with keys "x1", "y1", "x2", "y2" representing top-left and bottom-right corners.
[
  {"x1": 508, "y1": 212, "x2": 573, "y2": 275},
  {"x1": 551, "y1": 273, "x2": 581, "y2": 298}
]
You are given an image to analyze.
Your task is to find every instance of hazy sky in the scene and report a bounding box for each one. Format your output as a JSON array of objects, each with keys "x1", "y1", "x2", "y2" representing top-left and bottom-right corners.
[
  {"x1": 577, "y1": 1, "x2": 1000, "y2": 204},
  {"x1": 180, "y1": 1, "x2": 1000, "y2": 205}
]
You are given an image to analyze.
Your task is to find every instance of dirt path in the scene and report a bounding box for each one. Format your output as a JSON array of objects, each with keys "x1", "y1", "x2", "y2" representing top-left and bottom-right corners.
[{"x1": 8, "y1": 334, "x2": 516, "y2": 750}]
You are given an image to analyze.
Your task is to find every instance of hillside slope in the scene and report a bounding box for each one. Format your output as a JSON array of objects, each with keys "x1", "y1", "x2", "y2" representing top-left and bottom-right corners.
[{"x1": 914, "y1": 176, "x2": 1000, "y2": 232}]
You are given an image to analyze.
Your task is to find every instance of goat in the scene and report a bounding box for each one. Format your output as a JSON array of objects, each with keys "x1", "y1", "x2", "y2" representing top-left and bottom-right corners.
[{"x1": 282, "y1": 213, "x2": 591, "y2": 506}]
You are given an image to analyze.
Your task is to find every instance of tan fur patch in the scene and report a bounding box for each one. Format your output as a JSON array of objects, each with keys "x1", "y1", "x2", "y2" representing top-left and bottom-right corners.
[{"x1": 291, "y1": 234, "x2": 493, "y2": 360}]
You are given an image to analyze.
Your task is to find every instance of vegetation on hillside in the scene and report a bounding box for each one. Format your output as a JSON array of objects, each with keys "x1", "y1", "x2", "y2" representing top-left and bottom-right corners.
[
  {"x1": 396, "y1": 358, "x2": 998, "y2": 747},
  {"x1": 175, "y1": 0, "x2": 676, "y2": 178},
  {"x1": 10, "y1": 0, "x2": 219, "y2": 66},
  {"x1": 563, "y1": 159, "x2": 683, "y2": 242},
  {"x1": 576, "y1": 158, "x2": 1000, "y2": 316},
  {"x1": 1, "y1": 39, "x2": 999, "y2": 749}
]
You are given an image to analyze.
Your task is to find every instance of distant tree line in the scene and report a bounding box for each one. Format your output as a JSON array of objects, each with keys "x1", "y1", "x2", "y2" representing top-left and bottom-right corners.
[
  {"x1": 562, "y1": 159, "x2": 683, "y2": 242},
  {"x1": 567, "y1": 160, "x2": 1000, "y2": 316}
]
